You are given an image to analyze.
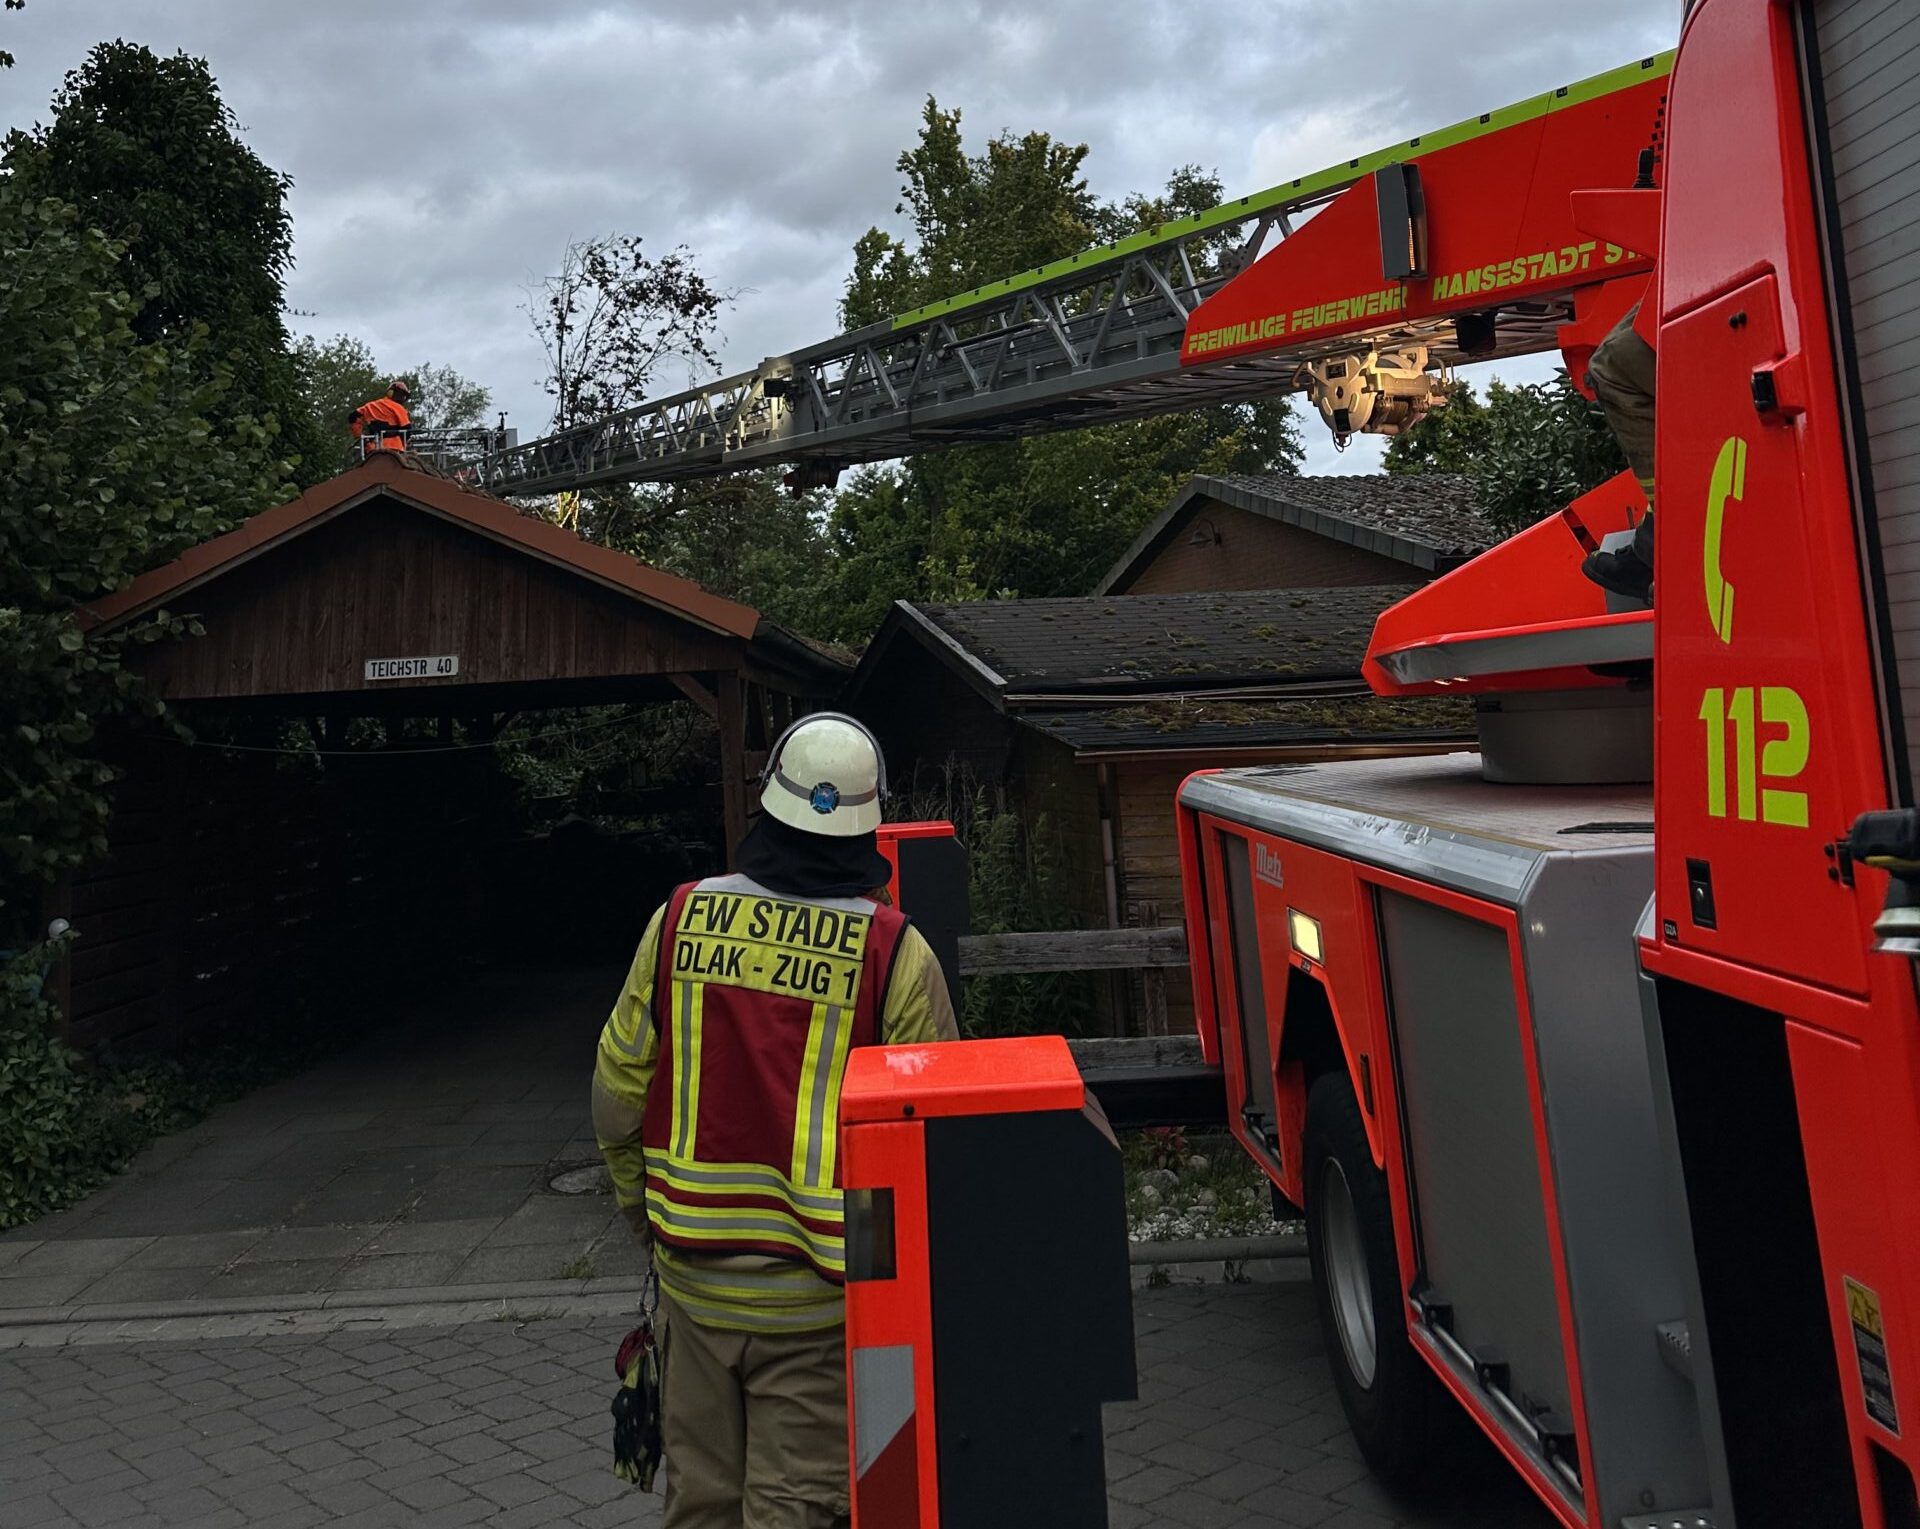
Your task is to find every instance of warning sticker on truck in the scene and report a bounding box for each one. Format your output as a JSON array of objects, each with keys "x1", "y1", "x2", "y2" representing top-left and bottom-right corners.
[{"x1": 1845, "y1": 1276, "x2": 1900, "y2": 1434}]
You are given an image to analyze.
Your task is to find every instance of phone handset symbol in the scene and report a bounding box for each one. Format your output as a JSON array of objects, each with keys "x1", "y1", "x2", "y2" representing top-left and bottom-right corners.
[{"x1": 1705, "y1": 436, "x2": 1747, "y2": 646}]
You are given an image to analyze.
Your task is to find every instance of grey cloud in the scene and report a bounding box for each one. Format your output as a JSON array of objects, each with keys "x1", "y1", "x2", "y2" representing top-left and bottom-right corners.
[{"x1": 5, "y1": 0, "x2": 1678, "y2": 437}]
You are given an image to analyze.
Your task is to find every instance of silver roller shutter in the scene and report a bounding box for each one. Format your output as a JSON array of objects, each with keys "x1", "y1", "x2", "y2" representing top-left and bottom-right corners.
[{"x1": 1809, "y1": 0, "x2": 1920, "y2": 801}]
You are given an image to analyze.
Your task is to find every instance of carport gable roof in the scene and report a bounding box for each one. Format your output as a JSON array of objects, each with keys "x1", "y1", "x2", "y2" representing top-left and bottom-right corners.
[
  {"x1": 79, "y1": 454, "x2": 761, "y2": 639},
  {"x1": 1094, "y1": 472, "x2": 1495, "y2": 593}
]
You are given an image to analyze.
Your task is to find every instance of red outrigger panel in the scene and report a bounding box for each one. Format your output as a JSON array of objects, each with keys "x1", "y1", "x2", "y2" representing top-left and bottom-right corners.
[{"x1": 1364, "y1": 471, "x2": 1650, "y2": 698}]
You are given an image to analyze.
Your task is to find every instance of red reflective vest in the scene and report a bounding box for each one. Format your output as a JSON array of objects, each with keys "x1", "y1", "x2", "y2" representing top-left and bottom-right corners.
[{"x1": 639, "y1": 873, "x2": 908, "y2": 1283}]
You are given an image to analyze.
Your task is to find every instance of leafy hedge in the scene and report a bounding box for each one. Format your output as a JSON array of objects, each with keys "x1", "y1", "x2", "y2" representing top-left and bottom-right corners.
[
  {"x1": 0, "y1": 938, "x2": 204, "y2": 1230},
  {"x1": 0, "y1": 935, "x2": 349, "y2": 1231},
  {"x1": 0, "y1": 185, "x2": 290, "y2": 1227}
]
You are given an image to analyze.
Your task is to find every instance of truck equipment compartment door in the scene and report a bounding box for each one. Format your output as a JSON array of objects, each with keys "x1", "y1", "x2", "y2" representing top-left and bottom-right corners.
[
  {"x1": 1377, "y1": 889, "x2": 1579, "y2": 1489},
  {"x1": 1218, "y1": 830, "x2": 1283, "y2": 1169}
]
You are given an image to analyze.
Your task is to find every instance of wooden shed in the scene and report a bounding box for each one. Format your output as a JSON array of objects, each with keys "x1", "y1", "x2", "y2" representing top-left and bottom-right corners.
[
  {"x1": 1095, "y1": 471, "x2": 1494, "y2": 595},
  {"x1": 60, "y1": 456, "x2": 846, "y2": 1050},
  {"x1": 848, "y1": 588, "x2": 1472, "y2": 1032}
]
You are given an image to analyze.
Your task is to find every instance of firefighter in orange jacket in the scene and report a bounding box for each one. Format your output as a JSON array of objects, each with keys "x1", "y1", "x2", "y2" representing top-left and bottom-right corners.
[
  {"x1": 594, "y1": 713, "x2": 957, "y2": 1529},
  {"x1": 348, "y1": 379, "x2": 411, "y2": 454}
]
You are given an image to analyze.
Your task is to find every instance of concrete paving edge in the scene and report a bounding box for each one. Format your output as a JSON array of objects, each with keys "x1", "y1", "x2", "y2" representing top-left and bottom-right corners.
[
  {"x1": 0, "y1": 1235, "x2": 1307, "y2": 1330},
  {"x1": 0, "y1": 1236, "x2": 1309, "y2": 1349},
  {"x1": 0, "y1": 1289, "x2": 650, "y2": 1351},
  {"x1": 0, "y1": 1274, "x2": 650, "y2": 1329}
]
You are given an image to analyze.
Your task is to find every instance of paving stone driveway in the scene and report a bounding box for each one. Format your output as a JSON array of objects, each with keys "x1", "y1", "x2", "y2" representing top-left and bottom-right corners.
[{"x1": 0, "y1": 1279, "x2": 1554, "y2": 1528}]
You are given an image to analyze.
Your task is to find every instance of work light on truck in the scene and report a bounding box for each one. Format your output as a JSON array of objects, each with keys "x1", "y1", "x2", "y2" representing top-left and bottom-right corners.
[{"x1": 1287, "y1": 909, "x2": 1324, "y2": 965}]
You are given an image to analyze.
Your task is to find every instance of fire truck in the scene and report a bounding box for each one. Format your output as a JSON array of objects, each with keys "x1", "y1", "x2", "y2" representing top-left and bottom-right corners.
[
  {"x1": 1170, "y1": 3, "x2": 1920, "y2": 1526},
  {"x1": 490, "y1": 0, "x2": 1917, "y2": 1520}
]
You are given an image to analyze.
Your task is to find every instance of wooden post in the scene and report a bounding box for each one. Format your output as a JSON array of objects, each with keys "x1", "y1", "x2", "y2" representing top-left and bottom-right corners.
[
  {"x1": 716, "y1": 669, "x2": 750, "y2": 866},
  {"x1": 751, "y1": 682, "x2": 776, "y2": 749},
  {"x1": 1140, "y1": 967, "x2": 1170, "y2": 1037},
  {"x1": 743, "y1": 681, "x2": 772, "y2": 784}
]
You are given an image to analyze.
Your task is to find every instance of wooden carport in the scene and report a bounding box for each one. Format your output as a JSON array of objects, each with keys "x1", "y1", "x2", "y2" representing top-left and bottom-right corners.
[
  {"x1": 82, "y1": 454, "x2": 844, "y2": 848},
  {"x1": 63, "y1": 456, "x2": 846, "y2": 1049}
]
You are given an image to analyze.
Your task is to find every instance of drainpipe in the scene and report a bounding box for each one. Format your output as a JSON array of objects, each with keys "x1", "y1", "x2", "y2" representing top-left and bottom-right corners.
[
  {"x1": 1097, "y1": 762, "x2": 1129, "y2": 1031},
  {"x1": 1097, "y1": 763, "x2": 1122, "y2": 931}
]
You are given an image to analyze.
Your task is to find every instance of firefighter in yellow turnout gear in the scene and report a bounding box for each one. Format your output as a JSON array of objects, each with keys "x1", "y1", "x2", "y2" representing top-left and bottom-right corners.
[{"x1": 594, "y1": 714, "x2": 957, "y2": 1529}]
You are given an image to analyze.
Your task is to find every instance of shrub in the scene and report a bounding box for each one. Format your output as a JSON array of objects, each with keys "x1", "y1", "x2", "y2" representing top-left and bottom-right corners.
[
  {"x1": 894, "y1": 762, "x2": 1096, "y2": 1038},
  {"x1": 0, "y1": 936, "x2": 355, "y2": 1230}
]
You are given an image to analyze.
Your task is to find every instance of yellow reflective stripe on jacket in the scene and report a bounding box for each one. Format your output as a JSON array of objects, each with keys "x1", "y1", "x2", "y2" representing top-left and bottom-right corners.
[
  {"x1": 790, "y1": 1000, "x2": 856, "y2": 1189},
  {"x1": 669, "y1": 979, "x2": 704, "y2": 1160},
  {"x1": 645, "y1": 1150, "x2": 844, "y2": 1215},
  {"x1": 655, "y1": 1245, "x2": 844, "y2": 1333},
  {"x1": 644, "y1": 1187, "x2": 847, "y2": 1272},
  {"x1": 657, "y1": 876, "x2": 878, "y2": 1250},
  {"x1": 594, "y1": 886, "x2": 960, "y2": 1331}
]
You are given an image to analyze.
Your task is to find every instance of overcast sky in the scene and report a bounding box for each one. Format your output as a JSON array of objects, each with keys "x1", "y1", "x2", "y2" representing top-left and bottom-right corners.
[{"x1": 4, "y1": 1, "x2": 1679, "y2": 476}]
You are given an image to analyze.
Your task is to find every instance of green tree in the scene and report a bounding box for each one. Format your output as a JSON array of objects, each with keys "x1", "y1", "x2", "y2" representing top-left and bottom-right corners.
[
  {"x1": 818, "y1": 468, "x2": 924, "y2": 639},
  {"x1": 529, "y1": 234, "x2": 730, "y2": 429},
  {"x1": 294, "y1": 336, "x2": 495, "y2": 464},
  {"x1": 816, "y1": 404, "x2": 1293, "y2": 643},
  {"x1": 1381, "y1": 381, "x2": 1492, "y2": 475},
  {"x1": 1, "y1": 0, "x2": 23, "y2": 71},
  {"x1": 825, "y1": 100, "x2": 1301, "y2": 633},
  {"x1": 1385, "y1": 373, "x2": 1626, "y2": 535},
  {"x1": 406, "y1": 359, "x2": 491, "y2": 434},
  {"x1": 291, "y1": 333, "x2": 382, "y2": 457},
  {"x1": 841, "y1": 99, "x2": 1103, "y2": 330},
  {"x1": 2, "y1": 186, "x2": 290, "y2": 1226},
  {"x1": 587, "y1": 471, "x2": 834, "y2": 636},
  {"x1": 0, "y1": 189, "x2": 291, "y2": 916},
  {"x1": 4, "y1": 42, "x2": 326, "y2": 481}
]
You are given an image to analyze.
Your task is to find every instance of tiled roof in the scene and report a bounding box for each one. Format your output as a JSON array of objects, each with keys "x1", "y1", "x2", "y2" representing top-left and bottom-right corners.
[
  {"x1": 905, "y1": 586, "x2": 1408, "y2": 694},
  {"x1": 1213, "y1": 472, "x2": 1496, "y2": 558},
  {"x1": 1020, "y1": 694, "x2": 1476, "y2": 755},
  {"x1": 1095, "y1": 471, "x2": 1498, "y2": 593},
  {"x1": 79, "y1": 453, "x2": 763, "y2": 640}
]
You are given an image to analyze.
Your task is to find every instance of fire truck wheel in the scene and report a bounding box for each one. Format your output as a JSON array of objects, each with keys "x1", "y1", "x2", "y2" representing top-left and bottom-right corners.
[{"x1": 1304, "y1": 1069, "x2": 1446, "y2": 1493}]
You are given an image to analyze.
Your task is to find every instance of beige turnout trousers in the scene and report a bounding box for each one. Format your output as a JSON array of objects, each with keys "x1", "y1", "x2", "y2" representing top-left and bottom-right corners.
[{"x1": 660, "y1": 1291, "x2": 851, "y2": 1529}]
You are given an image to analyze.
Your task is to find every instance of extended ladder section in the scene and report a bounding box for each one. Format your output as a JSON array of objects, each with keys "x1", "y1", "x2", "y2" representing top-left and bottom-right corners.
[{"x1": 483, "y1": 55, "x2": 1673, "y2": 496}]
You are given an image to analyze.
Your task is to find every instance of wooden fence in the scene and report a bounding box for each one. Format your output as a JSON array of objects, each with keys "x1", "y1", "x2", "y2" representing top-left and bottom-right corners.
[
  {"x1": 948, "y1": 925, "x2": 1213, "y2": 1129},
  {"x1": 958, "y1": 924, "x2": 1189, "y2": 1035},
  {"x1": 954, "y1": 925, "x2": 1220, "y2": 1128}
]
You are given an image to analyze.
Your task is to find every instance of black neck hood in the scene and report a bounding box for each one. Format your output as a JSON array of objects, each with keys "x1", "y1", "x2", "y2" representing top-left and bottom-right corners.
[{"x1": 732, "y1": 813, "x2": 892, "y2": 899}]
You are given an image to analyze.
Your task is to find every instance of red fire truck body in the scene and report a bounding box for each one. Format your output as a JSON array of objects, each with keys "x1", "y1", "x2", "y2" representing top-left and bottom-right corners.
[{"x1": 1175, "y1": 3, "x2": 1920, "y2": 1526}]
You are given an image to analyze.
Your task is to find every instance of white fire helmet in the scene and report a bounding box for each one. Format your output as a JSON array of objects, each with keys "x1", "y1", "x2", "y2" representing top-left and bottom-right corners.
[{"x1": 758, "y1": 712, "x2": 888, "y2": 837}]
